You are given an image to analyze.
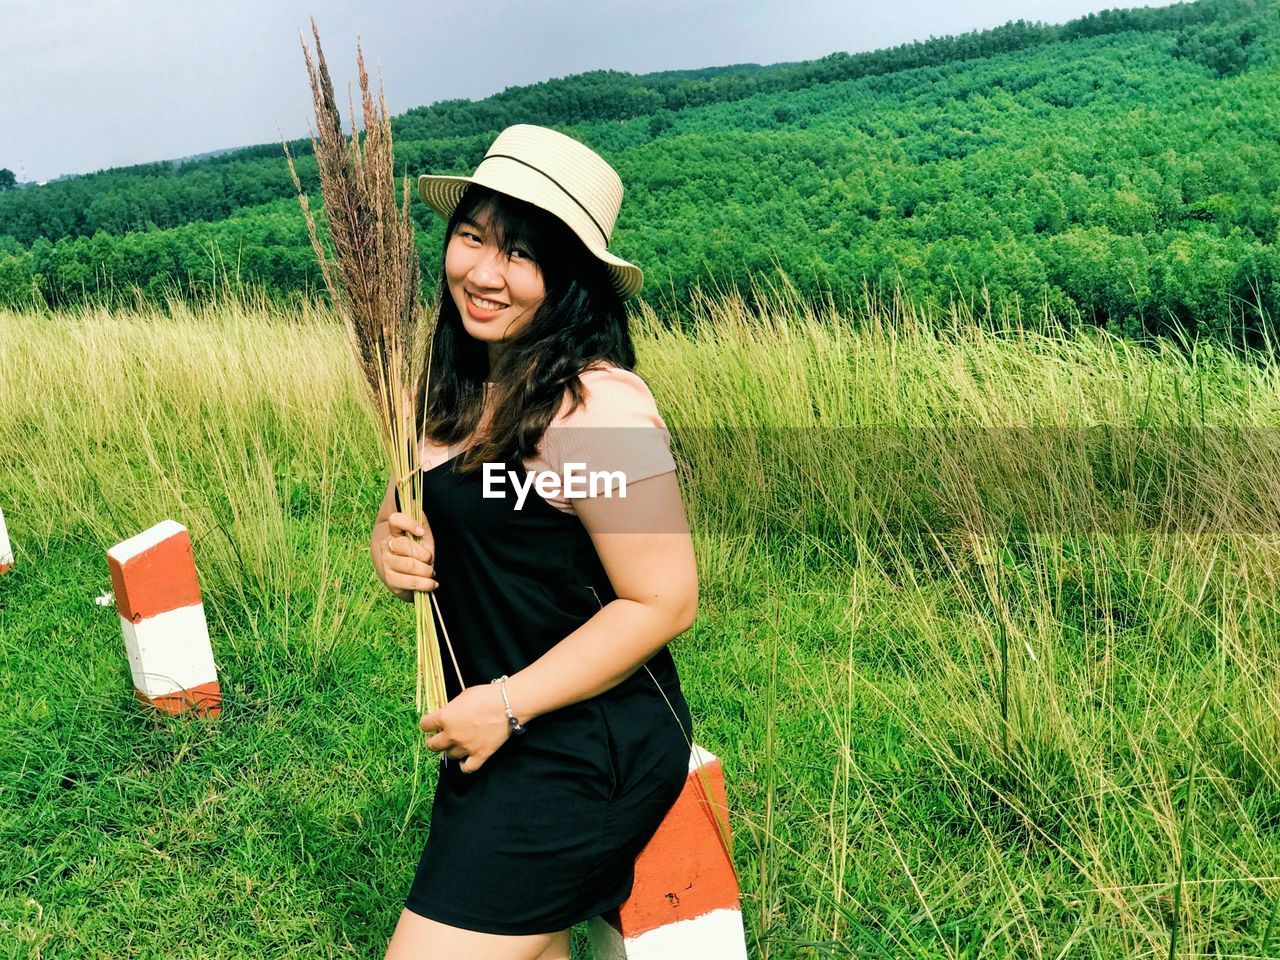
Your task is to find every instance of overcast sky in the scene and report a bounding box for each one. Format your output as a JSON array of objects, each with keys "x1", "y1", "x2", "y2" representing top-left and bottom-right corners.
[{"x1": 3, "y1": 0, "x2": 1176, "y2": 184}]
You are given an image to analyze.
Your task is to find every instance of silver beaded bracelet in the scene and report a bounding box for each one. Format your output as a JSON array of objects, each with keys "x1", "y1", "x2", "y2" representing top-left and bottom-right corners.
[{"x1": 490, "y1": 674, "x2": 527, "y2": 735}]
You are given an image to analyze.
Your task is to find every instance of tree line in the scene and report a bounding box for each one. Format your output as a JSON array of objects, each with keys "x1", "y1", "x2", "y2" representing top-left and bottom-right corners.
[{"x1": 1, "y1": 0, "x2": 1277, "y2": 350}]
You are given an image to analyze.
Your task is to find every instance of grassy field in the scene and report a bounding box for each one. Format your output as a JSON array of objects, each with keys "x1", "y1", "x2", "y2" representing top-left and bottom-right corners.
[{"x1": 2, "y1": 288, "x2": 1280, "y2": 958}]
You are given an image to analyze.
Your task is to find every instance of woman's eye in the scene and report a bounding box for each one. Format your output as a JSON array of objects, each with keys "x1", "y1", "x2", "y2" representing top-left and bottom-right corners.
[
  {"x1": 511, "y1": 248, "x2": 533, "y2": 261},
  {"x1": 460, "y1": 230, "x2": 481, "y2": 243}
]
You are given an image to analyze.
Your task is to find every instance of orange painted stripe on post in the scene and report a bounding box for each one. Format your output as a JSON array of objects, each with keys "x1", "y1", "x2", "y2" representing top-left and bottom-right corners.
[
  {"x1": 134, "y1": 681, "x2": 222, "y2": 718},
  {"x1": 613, "y1": 753, "x2": 739, "y2": 938},
  {"x1": 108, "y1": 528, "x2": 202, "y2": 622}
]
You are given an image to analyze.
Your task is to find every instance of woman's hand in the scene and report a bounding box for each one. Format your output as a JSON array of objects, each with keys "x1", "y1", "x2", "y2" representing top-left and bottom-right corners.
[
  {"x1": 374, "y1": 512, "x2": 438, "y2": 601},
  {"x1": 419, "y1": 685, "x2": 512, "y2": 774}
]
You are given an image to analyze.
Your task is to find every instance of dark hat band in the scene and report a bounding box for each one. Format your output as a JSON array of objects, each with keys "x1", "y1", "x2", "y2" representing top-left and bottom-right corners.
[{"x1": 481, "y1": 153, "x2": 610, "y2": 247}]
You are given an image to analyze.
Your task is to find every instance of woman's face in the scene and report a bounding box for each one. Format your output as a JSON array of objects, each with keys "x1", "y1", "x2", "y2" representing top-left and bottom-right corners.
[{"x1": 445, "y1": 208, "x2": 547, "y2": 360}]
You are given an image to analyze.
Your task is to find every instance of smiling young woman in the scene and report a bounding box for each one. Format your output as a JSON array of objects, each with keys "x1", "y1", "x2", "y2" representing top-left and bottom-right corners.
[
  {"x1": 368, "y1": 125, "x2": 697, "y2": 960},
  {"x1": 446, "y1": 211, "x2": 546, "y2": 357}
]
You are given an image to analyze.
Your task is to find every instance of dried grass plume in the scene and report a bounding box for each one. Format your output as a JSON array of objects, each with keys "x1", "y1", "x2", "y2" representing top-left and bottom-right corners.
[{"x1": 283, "y1": 20, "x2": 458, "y2": 714}]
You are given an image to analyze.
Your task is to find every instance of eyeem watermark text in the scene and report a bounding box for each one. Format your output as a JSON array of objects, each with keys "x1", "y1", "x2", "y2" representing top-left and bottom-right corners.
[{"x1": 483, "y1": 463, "x2": 627, "y2": 509}]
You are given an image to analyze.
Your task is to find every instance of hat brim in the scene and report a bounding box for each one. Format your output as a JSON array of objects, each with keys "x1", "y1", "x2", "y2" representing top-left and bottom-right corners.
[{"x1": 418, "y1": 173, "x2": 643, "y2": 301}]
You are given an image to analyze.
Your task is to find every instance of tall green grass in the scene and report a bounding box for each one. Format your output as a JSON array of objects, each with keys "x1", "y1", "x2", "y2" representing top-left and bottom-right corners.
[{"x1": 2, "y1": 288, "x2": 1279, "y2": 958}]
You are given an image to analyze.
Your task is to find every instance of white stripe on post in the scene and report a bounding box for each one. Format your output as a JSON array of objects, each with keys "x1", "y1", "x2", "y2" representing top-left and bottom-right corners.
[
  {"x1": 106, "y1": 519, "x2": 221, "y2": 717},
  {"x1": 0, "y1": 504, "x2": 13, "y2": 573},
  {"x1": 588, "y1": 744, "x2": 748, "y2": 959}
]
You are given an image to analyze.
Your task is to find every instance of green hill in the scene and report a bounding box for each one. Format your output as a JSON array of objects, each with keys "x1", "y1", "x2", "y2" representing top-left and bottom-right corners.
[{"x1": 2, "y1": 0, "x2": 1277, "y2": 347}]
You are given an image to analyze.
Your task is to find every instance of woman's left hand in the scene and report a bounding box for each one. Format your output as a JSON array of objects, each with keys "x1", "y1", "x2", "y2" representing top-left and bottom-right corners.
[{"x1": 419, "y1": 685, "x2": 512, "y2": 774}]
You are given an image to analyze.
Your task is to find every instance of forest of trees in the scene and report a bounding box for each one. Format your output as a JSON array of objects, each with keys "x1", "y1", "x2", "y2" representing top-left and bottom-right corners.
[{"x1": 2, "y1": 0, "x2": 1278, "y2": 349}]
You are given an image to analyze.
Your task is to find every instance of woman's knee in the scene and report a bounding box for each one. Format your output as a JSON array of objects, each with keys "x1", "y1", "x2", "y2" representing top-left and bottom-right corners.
[{"x1": 384, "y1": 908, "x2": 569, "y2": 960}]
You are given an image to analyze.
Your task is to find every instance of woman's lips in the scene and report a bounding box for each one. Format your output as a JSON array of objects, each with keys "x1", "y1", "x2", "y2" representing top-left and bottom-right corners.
[{"x1": 464, "y1": 291, "x2": 508, "y2": 320}]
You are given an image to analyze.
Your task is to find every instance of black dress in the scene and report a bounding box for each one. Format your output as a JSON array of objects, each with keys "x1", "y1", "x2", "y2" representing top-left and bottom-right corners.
[{"x1": 395, "y1": 449, "x2": 694, "y2": 935}]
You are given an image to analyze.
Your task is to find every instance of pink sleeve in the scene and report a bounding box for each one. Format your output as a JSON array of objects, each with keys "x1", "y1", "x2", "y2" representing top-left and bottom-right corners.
[{"x1": 531, "y1": 365, "x2": 676, "y2": 511}]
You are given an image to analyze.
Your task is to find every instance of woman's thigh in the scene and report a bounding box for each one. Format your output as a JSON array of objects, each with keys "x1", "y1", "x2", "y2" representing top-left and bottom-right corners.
[{"x1": 383, "y1": 908, "x2": 571, "y2": 960}]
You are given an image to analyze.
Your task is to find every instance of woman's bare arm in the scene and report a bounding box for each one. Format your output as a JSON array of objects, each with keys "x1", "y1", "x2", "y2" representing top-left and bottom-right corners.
[{"x1": 502, "y1": 471, "x2": 696, "y2": 722}]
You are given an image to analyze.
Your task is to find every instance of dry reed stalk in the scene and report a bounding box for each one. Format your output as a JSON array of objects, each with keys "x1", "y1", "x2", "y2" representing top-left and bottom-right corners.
[{"x1": 283, "y1": 20, "x2": 453, "y2": 715}]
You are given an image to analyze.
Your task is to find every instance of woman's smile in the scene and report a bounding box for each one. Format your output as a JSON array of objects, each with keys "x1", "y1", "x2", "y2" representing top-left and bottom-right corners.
[{"x1": 464, "y1": 289, "x2": 509, "y2": 319}]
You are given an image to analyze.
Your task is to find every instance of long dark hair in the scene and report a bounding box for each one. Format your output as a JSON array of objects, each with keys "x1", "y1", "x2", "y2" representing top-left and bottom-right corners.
[{"x1": 413, "y1": 183, "x2": 637, "y2": 473}]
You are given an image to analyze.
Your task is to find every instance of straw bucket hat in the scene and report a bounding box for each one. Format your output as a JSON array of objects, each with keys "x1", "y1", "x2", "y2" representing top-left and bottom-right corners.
[{"x1": 418, "y1": 124, "x2": 643, "y2": 300}]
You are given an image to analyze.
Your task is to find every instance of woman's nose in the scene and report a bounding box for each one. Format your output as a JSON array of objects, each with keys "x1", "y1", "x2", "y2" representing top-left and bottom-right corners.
[{"x1": 468, "y1": 248, "x2": 505, "y2": 289}]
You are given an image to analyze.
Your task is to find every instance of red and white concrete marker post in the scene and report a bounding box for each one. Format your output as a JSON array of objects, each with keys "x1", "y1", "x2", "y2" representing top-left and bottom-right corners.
[
  {"x1": 106, "y1": 519, "x2": 221, "y2": 717},
  {"x1": 588, "y1": 744, "x2": 747, "y2": 960},
  {"x1": 0, "y1": 505, "x2": 13, "y2": 573}
]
